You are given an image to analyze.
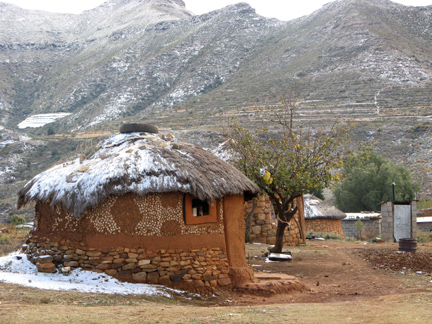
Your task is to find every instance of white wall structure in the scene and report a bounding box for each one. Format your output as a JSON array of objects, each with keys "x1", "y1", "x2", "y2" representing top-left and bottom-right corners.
[{"x1": 381, "y1": 201, "x2": 417, "y2": 242}]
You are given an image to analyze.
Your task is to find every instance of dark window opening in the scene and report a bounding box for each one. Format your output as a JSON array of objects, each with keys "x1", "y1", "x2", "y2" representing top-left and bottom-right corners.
[
  {"x1": 184, "y1": 194, "x2": 217, "y2": 225},
  {"x1": 192, "y1": 199, "x2": 209, "y2": 216}
]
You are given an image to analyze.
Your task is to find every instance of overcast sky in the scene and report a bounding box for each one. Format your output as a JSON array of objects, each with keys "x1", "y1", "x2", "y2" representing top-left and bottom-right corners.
[{"x1": 2, "y1": 0, "x2": 432, "y2": 21}]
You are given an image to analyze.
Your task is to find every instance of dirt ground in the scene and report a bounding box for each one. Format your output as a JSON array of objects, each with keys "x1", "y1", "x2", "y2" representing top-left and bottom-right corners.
[
  {"x1": 215, "y1": 240, "x2": 432, "y2": 305},
  {"x1": 1, "y1": 239, "x2": 432, "y2": 323}
]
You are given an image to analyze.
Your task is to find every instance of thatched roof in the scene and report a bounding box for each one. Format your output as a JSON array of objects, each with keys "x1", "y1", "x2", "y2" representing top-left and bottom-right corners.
[
  {"x1": 304, "y1": 194, "x2": 346, "y2": 220},
  {"x1": 17, "y1": 132, "x2": 259, "y2": 217}
]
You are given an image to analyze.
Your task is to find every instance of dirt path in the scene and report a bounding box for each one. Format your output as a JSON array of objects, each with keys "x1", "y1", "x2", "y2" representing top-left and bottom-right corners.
[{"x1": 219, "y1": 240, "x2": 432, "y2": 305}]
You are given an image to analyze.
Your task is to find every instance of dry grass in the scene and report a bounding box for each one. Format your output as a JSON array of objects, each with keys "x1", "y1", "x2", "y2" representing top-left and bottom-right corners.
[
  {"x1": 0, "y1": 292, "x2": 431, "y2": 323},
  {"x1": 52, "y1": 132, "x2": 112, "y2": 139},
  {"x1": 0, "y1": 224, "x2": 30, "y2": 256}
]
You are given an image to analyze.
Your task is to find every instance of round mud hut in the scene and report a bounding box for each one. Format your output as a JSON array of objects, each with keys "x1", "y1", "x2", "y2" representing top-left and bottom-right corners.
[{"x1": 18, "y1": 125, "x2": 259, "y2": 291}]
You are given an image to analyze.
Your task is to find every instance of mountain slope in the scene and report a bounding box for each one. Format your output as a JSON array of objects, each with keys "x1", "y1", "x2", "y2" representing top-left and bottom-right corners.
[{"x1": 1, "y1": 0, "x2": 432, "y2": 131}]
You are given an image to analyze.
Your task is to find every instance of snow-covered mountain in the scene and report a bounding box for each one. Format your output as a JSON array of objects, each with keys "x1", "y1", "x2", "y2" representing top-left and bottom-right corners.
[{"x1": 0, "y1": 0, "x2": 431, "y2": 132}]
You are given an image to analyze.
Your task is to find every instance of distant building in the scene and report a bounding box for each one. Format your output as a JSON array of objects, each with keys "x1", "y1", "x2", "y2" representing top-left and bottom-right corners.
[
  {"x1": 342, "y1": 212, "x2": 382, "y2": 239},
  {"x1": 417, "y1": 217, "x2": 432, "y2": 233},
  {"x1": 416, "y1": 208, "x2": 432, "y2": 233},
  {"x1": 304, "y1": 194, "x2": 346, "y2": 238}
]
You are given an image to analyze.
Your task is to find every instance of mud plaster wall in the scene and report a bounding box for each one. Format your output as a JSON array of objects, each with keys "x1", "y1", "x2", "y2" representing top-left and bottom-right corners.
[
  {"x1": 224, "y1": 195, "x2": 255, "y2": 286},
  {"x1": 305, "y1": 219, "x2": 345, "y2": 239},
  {"x1": 244, "y1": 195, "x2": 306, "y2": 246},
  {"x1": 34, "y1": 192, "x2": 225, "y2": 250},
  {"x1": 223, "y1": 195, "x2": 247, "y2": 268},
  {"x1": 25, "y1": 192, "x2": 246, "y2": 290}
]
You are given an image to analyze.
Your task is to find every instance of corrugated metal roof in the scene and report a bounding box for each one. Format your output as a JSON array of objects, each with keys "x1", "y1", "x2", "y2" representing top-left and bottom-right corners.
[
  {"x1": 417, "y1": 217, "x2": 432, "y2": 223},
  {"x1": 344, "y1": 213, "x2": 381, "y2": 220}
]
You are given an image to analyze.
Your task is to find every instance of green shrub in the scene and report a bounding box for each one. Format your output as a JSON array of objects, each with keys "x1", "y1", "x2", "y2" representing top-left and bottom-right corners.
[
  {"x1": 417, "y1": 199, "x2": 432, "y2": 211},
  {"x1": 47, "y1": 127, "x2": 55, "y2": 136},
  {"x1": 306, "y1": 231, "x2": 315, "y2": 239},
  {"x1": 10, "y1": 214, "x2": 26, "y2": 225},
  {"x1": 417, "y1": 231, "x2": 432, "y2": 243},
  {"x1": 306, "y1": 231, "x2": 343, "y2": 240},
  {"x1": 355, "y1": 219, "x2": 364, "y2": 240},
  {"x1": 323, "y1": 233, "x2": 343, "y2": 240},
  {"x1": 0, "y1": 234, "x2": 8, "y2": 245}
]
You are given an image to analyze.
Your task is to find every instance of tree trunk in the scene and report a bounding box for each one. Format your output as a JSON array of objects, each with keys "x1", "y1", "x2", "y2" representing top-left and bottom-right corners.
[
  {"x1": 293, "y1": 214, "x2": 305, "y2": 242},
  {"x1": 270, "y1": 220, "x2": 288, "y2": 253}
]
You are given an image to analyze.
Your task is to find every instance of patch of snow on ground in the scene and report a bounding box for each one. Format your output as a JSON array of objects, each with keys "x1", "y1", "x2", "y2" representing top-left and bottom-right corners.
[
  {"x1": 0, "y1": 252, "x2": 177, "y2": 296},
  {"x1": 0, "y1": 138, "x2": 15, "y2": 146},
  {"x1": 0, "y1": 166, "x2": 13, "y2": 176},
  {"x1": 19, "y1": 135, "x2": 31, "y2": 141},
  {"x1": 18, "y1": 113, "x2": 72, "y2": 129},
  {"x1": 86, "y1": 93, "x2": 132, "y2": 128}
]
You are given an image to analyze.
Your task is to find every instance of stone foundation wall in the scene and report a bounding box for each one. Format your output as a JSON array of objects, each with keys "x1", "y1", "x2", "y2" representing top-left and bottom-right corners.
[
  {"x1": 244, "y1": 195, "x2": 306, "y2": 246},
  {"x1": 22, "y1": 235, "x2": 232, "y2": 291},
  {"x1": 305, "y1": 219, "x2": 345, "y2": 239}
]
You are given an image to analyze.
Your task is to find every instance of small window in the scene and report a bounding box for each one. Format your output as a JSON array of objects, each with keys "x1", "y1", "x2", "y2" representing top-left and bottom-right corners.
[
  {"x1": 192, "y1": 199, "x2": 209, "y2": 216},
  {"x1": 184, "y1": 194, "x2": 217, "y2": 225}
]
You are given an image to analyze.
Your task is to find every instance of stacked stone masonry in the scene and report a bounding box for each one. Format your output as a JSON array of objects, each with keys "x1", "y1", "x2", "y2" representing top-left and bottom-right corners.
[
  {"x1": 381, "y1": 201, "x2": 394, "y2": 242},
  {"x1": 411, "y1": 201, "x2": 418, "y2": 239},
  {"x1": 22, "y1": 236, "x2": 232, "y2": 289},
  {"x1": 305, "y1": 219, "x2": 345, "y2": 239},
  {"x1": 418, "y1": 222, "x2": 432, "y2": 233},
  {"x1": 244, "y1": 195, "x2": 305, "y2": 246}
]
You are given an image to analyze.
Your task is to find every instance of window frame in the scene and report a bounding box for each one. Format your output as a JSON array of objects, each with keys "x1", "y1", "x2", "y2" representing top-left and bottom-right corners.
[{"x1": 184, "y1": 194, "x2": 218, "y2": 225}]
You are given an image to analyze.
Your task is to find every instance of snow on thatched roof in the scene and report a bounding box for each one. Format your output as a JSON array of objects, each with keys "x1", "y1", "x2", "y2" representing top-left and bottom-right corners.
[
  {"x1": 17, "y1": 132, "x2": 259, "y2": 217},
  {"x1": 304, "y1": 194, "x2": 346, "y2": 220}
]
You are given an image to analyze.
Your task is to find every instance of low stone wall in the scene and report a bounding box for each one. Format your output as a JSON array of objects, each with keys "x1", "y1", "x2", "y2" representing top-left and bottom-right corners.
[
  {"x1": 22, "y1": 234, "x2": 232, "y2": 291},
  {"x1": 417, "y1": 222, "x2": 432, "y2": 233},
  {"x1": 244, "y1": 195, "x2": 305, "y2": 246},
  {"x1": 305, "y1": 219, "x2": 345, "y2": 239}
]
